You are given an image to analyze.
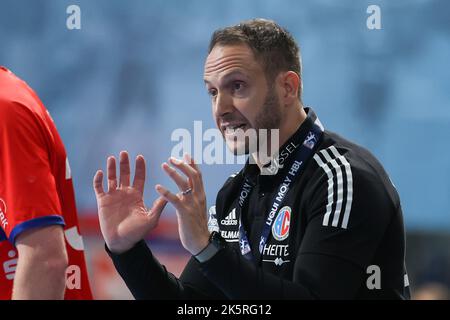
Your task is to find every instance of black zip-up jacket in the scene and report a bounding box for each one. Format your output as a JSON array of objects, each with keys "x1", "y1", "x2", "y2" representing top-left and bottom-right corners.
[{"x1": 107, "y1": 108, "x2": 410, "y2": 300}]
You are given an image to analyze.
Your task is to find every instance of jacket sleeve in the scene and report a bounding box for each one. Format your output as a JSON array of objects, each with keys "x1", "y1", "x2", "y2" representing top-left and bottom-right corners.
[{"x1": 106, "y1": 240, "x2": 227, "y2": 300}]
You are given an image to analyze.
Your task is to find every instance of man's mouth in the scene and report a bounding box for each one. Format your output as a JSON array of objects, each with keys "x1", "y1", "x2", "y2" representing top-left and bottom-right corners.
[{"x1": 223, "y1": 124, "x2": 247, "y2": 136}]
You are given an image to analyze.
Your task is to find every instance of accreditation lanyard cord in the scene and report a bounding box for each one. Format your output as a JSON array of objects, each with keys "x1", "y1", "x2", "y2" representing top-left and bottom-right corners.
[{"x1": 236, "y1": 120, "x2": 324, "y2": 261}]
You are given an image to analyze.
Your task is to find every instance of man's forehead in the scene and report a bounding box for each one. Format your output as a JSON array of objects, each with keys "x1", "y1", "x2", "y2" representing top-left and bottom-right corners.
[{"x1": 203, "y1": 44, "x2": 259, "y2": 79}]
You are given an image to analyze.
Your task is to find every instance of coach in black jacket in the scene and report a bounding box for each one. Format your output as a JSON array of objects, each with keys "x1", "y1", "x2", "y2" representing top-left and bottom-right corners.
[{"x1": 93, "y1": 19, "x2": 410, "y2": 299}]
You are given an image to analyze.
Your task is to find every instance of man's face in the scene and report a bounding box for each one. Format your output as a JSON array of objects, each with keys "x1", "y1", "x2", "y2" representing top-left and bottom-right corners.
[{"x1": 204, "y1": 44, "x2": 282, "y2": 155}]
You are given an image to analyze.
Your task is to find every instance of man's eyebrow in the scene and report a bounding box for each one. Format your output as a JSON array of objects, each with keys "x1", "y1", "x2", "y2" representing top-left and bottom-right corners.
[{"x1": 204, "y1": 70, "x2": 248, "y2": 85}]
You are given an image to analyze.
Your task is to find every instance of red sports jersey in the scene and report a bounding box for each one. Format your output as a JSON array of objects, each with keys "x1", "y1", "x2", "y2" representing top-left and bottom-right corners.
[{"x1": 0, "y1": 67, "x2": 92, "y2": 299}]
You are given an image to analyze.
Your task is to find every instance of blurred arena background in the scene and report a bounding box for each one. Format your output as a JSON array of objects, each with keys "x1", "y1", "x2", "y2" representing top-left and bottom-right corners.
[{"x1": 1, "y1": 0, "x2": 449, "y2": 299}]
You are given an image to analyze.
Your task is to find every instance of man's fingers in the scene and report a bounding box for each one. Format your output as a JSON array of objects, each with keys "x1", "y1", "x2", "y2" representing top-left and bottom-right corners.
[
  {"x1": 183, "y1": 154, "x2": 205, "y2": 193},
  {"x1": 184, "y1": 153, "x2": 200, "y2": 172},
  {"x1": 162, "y1": 162, "x2": 190, "y2": 192},
  {"x1": 107, "y1": 156, "x2": 117, "y2": 191},
  {"x1": 169, "y1": 157, "x2": 201, "y2": 191},
  {"x1": 93, "y1": 170, "x2": 105, "y2": 196},
  {"x1": 133, "y1": 155, "x2": 146, "y2": 192},
  {"x1": 155, "y1": 184, "x2": 182, "y2": 209},
  {"x1": 119, "y1": 151, "x2": 131, "y2": 187}
]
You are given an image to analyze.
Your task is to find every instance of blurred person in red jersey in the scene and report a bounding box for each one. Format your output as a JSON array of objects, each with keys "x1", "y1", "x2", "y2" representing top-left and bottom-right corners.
[{"x1": 0, "y1": 67, "x2": 92, "y2": 299}]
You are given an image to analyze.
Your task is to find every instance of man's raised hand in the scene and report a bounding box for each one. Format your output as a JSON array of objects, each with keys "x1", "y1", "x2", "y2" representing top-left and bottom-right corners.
[{"x1": 93, "y1": 151, "x2": 167, "y2": 254}]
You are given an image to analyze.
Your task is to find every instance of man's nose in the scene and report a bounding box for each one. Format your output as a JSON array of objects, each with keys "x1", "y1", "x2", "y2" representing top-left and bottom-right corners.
[{"x1": 214, "y1": 92, "x2": 234, "y2": 118}]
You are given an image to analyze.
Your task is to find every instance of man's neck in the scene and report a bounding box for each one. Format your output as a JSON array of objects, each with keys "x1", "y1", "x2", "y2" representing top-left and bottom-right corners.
[{"x1": 252, "y1": 104, "x2": 307, "y2": 170}]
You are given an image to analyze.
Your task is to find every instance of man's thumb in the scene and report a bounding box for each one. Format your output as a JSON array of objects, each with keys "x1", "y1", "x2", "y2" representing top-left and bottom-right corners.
[{"x1": 149, "y1": 196, "x2": 168, "y2": 219}]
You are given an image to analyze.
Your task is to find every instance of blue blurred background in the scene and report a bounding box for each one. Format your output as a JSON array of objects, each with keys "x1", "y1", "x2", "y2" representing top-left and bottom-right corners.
[{"x1": 1, "y1": 0, "x2": 449, "y2": 299}]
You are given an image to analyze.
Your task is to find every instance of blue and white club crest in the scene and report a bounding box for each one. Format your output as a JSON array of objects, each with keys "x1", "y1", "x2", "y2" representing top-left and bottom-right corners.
[{"x1": 272, "y1": 206, "x2": 291, "y2": 241}]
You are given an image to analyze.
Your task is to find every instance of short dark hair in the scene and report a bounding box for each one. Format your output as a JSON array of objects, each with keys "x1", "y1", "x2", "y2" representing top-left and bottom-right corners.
[{"x1": 208, "y1": 19, "x2": 302, "y2": 99}]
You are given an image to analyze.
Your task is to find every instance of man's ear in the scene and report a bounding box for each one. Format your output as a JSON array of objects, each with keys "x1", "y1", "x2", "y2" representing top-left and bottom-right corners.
[{"x1": 280, "y1": 71, "x2": 300, "y2": 103}]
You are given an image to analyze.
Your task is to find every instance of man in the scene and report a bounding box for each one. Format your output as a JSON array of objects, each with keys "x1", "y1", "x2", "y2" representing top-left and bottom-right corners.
[
  {"x1": 0, "y1": 67, "x2": 92, "y2": 299},
  {"x1": 93, "y1": 19, "x2": 410, "y2": 299}
]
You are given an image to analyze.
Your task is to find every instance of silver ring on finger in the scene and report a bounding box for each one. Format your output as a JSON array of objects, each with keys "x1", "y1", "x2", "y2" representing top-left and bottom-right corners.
[{"x1": 181, "y1": 188, "x2": 192, "y2": 195}]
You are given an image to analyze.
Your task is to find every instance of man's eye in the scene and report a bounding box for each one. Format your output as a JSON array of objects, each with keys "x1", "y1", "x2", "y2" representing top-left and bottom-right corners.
[
  {"x1": 233, "y1": 81, "x2": 244, "y2": 91},
  {"x1": 208, "y1": 89, "x2": 218, "y2": 97}
]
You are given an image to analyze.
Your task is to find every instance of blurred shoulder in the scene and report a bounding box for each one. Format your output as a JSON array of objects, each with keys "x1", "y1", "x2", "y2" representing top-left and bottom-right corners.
[
  {"x1": 0, "y1": 67, "x2": 45, "y2": 119},
  {"x1": 310, "y1": 130, "x2": 400, "y2": 209}
]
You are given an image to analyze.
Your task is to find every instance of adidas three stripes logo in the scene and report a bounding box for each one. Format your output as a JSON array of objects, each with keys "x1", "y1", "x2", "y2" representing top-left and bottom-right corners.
[{"x1": 313, "y1": 146, "x2": 353, "y2": 229}]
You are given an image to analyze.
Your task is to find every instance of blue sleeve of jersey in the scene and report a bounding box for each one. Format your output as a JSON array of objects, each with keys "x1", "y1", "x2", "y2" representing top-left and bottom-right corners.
[
  {"x1": 9, "y1": 215, "x2": 65, "y2": 245},
  {"x1": 0, "y1": 228, "x2": 7, "y2": 242}
]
